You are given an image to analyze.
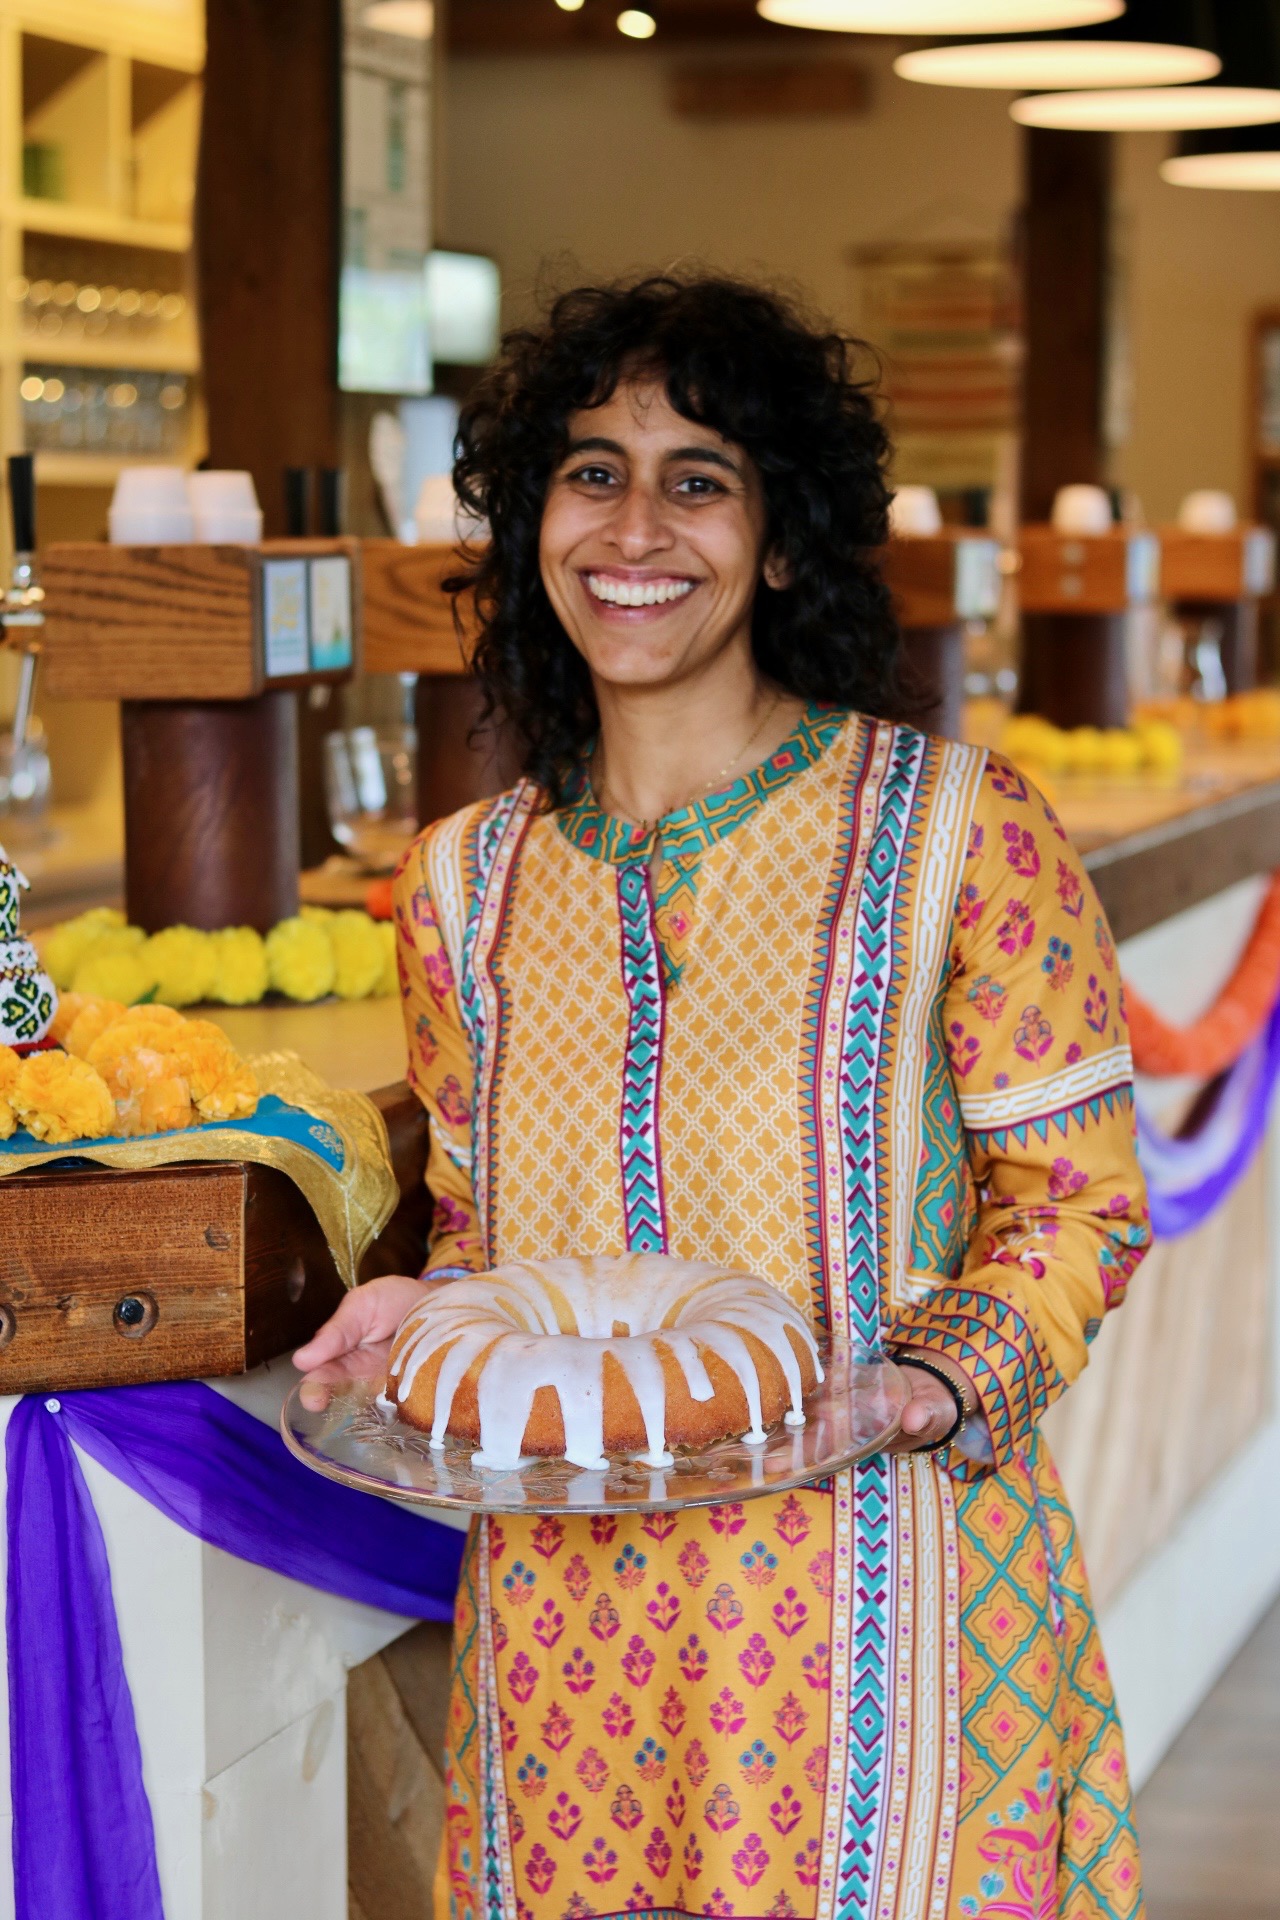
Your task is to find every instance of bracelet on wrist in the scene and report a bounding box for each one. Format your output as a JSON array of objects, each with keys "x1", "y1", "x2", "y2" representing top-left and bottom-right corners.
[{"x1": 892, "y1": 1351, "x2": 973, "y2": 1453}]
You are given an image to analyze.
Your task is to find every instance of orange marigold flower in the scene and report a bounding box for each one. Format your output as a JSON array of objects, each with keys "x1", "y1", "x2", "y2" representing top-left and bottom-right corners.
[{"x1": 12, "y1": 1050, "x2": 115, "y2": 1144}]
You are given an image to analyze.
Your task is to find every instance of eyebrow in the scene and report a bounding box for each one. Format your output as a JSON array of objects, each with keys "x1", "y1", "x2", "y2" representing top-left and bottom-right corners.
[{"x1": 562, "y1": 435, "x2": 743, "y2": 477}]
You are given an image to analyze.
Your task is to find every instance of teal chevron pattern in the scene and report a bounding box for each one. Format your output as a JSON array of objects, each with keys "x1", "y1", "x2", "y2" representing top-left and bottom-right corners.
[
  {"x1": 459, "y1": 786, "x2": 524, "y2": 1082},
  {"x1": 834, "y1": 730, "x2": 929, "y2": 1919},
  {"x1": 616, "y1": 860, "x2": 668, "y2": 1254},
  {"x1": 794, "y1": 725, "x2": 926, "y2": 1920},
  {"x1": 967, "y1": 1084, "x2": 1132, "y2": 1155},
  {"x1": 910, "y1": 1006, "x2": 973, "y2": 1281},
  {"x1": 798, "y1": 722, "x2": 874, "y2": 1330},
  {"x1": 461, "y1": 785, "x2": 535, "y2": 1265}
]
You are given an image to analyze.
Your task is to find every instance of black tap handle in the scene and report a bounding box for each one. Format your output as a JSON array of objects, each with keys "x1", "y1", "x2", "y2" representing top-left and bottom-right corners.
[
  {"x1": 8, "y1": 454, "x2": 35, "y2": 554},
  {"x1": 283, "y1": 466, "x2": 312, "y2": 538},
  {"x1": 318, "y1": 467, "x2": 344, "y2": 537}
]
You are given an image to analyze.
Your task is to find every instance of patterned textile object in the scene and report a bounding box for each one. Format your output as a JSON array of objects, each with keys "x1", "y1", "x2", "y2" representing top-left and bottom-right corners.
[
  {"x1": 393, "y1": 707, "x2": 1151, "y2": 1920},
  {"x1": 0, "y1": 1050, "x2": 398, "y2": 1285}
]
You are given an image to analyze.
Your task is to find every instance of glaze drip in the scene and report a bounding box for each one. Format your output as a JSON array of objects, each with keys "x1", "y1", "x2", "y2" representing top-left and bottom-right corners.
[{"x1": 387, "y1": 1253, "x2": 824, "y2": 1470}]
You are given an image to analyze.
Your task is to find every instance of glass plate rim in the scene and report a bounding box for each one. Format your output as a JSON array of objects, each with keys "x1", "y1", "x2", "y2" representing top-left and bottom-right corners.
[{"x1": 281, "y1": 1335, "x2": 907, "y2": 1516}]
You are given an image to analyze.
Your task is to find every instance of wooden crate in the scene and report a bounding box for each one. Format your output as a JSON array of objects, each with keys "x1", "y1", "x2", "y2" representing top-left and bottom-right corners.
[
  {"x1": 1158, "y1": 527, "x2": 1277, "y2": 603},
  {"x1": 1018, "y1": 526, "x2": 1161, "y2": 613},
  {"x1": 42, "y1": 538, "x2": 362, "y2": 702},
  {"x1": 0, "y1": 1083, "x2": 430, "y2": 1395},
  {"x1": 880, "y1": 531, "x2": 1002, "y2": 627},
  {"x1": 360, "y1": 540, "x2": 474, "y2": 676}
]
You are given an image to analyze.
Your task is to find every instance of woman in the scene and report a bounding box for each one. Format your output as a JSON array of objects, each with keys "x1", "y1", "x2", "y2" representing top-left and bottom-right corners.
[{"x1": 297, "y1": 274, "x2": 1149, "y2": 1920}]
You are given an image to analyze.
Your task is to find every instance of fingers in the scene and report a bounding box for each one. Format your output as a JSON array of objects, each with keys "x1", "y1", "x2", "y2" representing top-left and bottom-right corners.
[
  {"x1": 293, "y1": 1273, "x2": 430, "y2": 1373},
  {"x1": 293, "y1": 1289, "x2": 375, "y2": 1371},
  {"x1": 887, "y1": 1373, "x2": 957, "y2": 1454}
]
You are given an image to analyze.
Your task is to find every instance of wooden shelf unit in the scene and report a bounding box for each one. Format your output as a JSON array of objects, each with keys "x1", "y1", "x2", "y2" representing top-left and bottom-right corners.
[{"x1": 0, "y1": 0, "x2": 204, "y2": 516}]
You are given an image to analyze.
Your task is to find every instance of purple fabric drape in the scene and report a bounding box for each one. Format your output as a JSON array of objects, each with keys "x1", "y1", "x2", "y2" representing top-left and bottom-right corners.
[
  {"x1": 6, "y1": 1382, "x2": 465, "y2": 1920},
  {"x1": 1135, "y1": 993, "x2": 1280, "y2": 1238}
]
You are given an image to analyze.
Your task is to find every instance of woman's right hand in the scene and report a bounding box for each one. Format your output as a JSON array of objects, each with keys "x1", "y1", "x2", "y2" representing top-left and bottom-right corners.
[{"x1": 293, "y1": 1272, "x2": 436, "y2": 1378}]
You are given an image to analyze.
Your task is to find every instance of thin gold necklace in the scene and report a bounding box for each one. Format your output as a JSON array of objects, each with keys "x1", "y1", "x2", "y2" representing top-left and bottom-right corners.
[{"x1": 591, "y1": 692, "x2": 782, "y2": 833}]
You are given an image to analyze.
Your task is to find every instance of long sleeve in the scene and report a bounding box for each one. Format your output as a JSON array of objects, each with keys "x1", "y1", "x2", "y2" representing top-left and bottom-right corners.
[
  {"x1": 392, "y1": 828, "x2": 485, "y2": 1278},
  {"x1": 888, "y1": 754, "x2": 1151, "y2": 1471}
]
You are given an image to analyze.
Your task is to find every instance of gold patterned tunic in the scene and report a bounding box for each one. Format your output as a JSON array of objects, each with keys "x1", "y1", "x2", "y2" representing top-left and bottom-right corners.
[{"x1": 392, "y1": 706, "x2": 1149, "y2": 1920}]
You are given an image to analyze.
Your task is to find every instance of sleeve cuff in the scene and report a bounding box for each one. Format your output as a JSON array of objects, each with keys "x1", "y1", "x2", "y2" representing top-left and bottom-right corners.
[{"x1": 888, "y1": 1284, "x2": 1061, "y2": 1471}]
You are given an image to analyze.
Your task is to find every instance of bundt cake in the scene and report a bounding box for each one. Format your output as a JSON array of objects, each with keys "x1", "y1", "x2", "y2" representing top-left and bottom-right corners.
[{"x1": 385, "y1": 1253, "x2": 824, "y2": 1470}]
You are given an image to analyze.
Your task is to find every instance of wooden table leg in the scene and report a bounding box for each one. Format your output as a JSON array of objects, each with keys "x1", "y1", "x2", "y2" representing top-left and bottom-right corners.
[{"x1": 121, "y1": 693, "x2": 301, "y2": 933}]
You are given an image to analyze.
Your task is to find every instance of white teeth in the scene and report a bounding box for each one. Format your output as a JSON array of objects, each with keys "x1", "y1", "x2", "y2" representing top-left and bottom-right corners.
[{"x1": 586, "y1": 574, "x2": 693, "y2": 608}]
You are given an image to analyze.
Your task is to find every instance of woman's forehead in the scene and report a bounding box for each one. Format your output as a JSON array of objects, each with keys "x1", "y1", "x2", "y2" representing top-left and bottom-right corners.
[{"x1": 566, "y1": 377, "x2": 739, "y2": 456}]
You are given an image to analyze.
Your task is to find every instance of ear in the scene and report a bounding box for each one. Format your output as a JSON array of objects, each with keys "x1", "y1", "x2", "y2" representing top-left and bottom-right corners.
[{"x1": 762, "y1": 545, "x2": 793, "y2": 592}]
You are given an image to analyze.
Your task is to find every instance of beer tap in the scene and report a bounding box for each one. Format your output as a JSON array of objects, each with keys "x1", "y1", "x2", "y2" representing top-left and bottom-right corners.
[
  {"x1": 2, "y1": 453, "x2": 50, "y2": 829},
  {"x1": 3, "y1": 455, "x2": 43, "y2": 755}
]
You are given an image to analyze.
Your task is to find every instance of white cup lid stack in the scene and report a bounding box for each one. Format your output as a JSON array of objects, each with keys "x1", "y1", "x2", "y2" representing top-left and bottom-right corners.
[{"x1": 108, "y1": 467, "x2": 264, "y2": 546}]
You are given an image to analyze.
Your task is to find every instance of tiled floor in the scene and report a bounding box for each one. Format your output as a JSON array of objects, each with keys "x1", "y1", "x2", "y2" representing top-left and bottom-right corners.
[{"x1": 1135, "y1": 1599, "x2": 1280, "y2": 1920}]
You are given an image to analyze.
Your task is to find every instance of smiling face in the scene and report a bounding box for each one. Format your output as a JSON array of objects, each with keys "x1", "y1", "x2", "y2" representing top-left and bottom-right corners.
[{"x1": 539, "y1": 376, "x2": 786, "y2": 697}]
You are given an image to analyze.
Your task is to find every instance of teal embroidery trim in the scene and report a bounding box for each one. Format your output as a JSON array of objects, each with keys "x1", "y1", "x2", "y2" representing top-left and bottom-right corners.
[{"x1": 554, "y1": 702, "x2": 850, "y2": 865}]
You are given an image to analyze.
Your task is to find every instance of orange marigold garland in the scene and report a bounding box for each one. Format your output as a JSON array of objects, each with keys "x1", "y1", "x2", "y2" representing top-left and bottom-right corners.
[{"x1": 1125, "y1": 873, "x2": 1280, "y2": 1078}]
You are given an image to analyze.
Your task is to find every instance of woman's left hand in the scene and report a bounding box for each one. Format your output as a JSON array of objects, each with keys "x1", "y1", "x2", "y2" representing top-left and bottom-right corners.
[{"x1": 885, "y1": 1368, "x2": 960, "y2": 1454}]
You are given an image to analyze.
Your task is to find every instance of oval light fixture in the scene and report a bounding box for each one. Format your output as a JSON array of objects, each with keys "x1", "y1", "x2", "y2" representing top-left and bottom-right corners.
[
  {"x1": 758, "y1": 1, "x2": 1119, "y2": 35},
  {"x1": 1012, "y1": 86, "x2": 1280, "y2": 129},
  {"x1": 617, "y1": 6, "x2": 657, "y2": 34},
  {"x1": 897, "y1": 42, "x2": 1219, "y2": 87},
  {"x1": 363, "y1": 0, "x2": 434, "y2": 34},
  {"x1": 894, "y1": 0, "x2": 1219, "y2": 89},
  {"x1": 1162, "y1": 121, "x2": 1280, "y2": 189},
  {"x1": 1008, "y1": 2, "x2": 1280, "y2": 129}
]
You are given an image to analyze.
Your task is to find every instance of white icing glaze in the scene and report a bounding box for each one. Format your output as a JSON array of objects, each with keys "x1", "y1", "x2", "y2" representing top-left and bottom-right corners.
[{"x1": 387, "y1": 1254, "x2": 824, "y2": 1470}]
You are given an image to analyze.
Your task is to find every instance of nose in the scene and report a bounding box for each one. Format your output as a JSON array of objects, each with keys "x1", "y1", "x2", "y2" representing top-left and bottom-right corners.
[{"x1": 607, "y1": 478, "x2": 673, "y2": 560}]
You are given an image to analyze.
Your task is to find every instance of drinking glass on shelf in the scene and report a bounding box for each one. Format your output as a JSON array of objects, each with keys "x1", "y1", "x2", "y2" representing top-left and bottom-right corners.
[{"x1": 324, "y1": 725, "x2": 418, "y2": 872}]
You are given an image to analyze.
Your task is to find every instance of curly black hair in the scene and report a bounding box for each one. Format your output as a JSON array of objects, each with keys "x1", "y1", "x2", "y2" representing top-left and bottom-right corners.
[{"x1": 448, "y1": 270, "x2": 905, "y2": 805}]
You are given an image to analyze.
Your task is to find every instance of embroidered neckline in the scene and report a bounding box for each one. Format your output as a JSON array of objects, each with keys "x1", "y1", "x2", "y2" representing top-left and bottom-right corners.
[{"x1": 554, "y1": 702, "x2": 851, "y2": 865}]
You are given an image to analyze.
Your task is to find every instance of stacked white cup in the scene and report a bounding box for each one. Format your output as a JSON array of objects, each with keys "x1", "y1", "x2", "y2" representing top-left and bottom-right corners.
[
  {"x1": 187, "y1": 470, "x2": 264, "y2": 542},
  {"x1": 108, "y1": 467, "x2": 195, "y2": 544},
  {"x1": 888, "y1": 485, "x2": 943, "y2": 538},
  {"x1": 108, "y1": 468, "x2": 264, "y2": 544}
]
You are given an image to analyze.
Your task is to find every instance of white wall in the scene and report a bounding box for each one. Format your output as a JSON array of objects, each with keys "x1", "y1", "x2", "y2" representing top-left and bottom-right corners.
[
  {"x1": 444, "y1": 42, "x2": 1017, "y2": 335},
  {"x1": 444, "y1": 40, "x2": 1280, "y2": 522}
]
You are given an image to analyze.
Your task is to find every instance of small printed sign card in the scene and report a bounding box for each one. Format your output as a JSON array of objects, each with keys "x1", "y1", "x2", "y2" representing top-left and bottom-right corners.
[{"x1": 260, "y1": 551, "x2": 355, "y2": 684}]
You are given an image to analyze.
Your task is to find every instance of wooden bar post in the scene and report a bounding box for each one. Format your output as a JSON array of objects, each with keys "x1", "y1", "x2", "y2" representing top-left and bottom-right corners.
[
  {"x1": 1018, "y1": 126, "x2": 1124, "y2": 725},
  {"x1": 122, "y1": 695, "x2": 301, "y2": 932},
  {"x1": 880, "y1": 531, "x2": 1002, "y2": 740}
]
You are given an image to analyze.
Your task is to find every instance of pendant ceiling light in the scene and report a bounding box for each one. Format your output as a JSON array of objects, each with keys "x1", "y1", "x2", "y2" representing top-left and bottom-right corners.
[
  {"x1": 756, "y1": 2, "x2": 1119, "y2": 37},
  {"x1": 893, "y1": 0, "x2": 1220, "y2": 90},
  {"x1": 1011, "y1": 87, "x2": 1280, "y2": 129},
  {"x1": 1162, "y1": 120, "x2": 1280, "y2": 189},
  {"x1": 1008, "y1": 1, "x2": 1280, "y2": 129}
]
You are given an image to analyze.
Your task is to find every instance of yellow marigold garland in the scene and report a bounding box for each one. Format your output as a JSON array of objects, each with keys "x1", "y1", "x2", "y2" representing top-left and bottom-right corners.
[{"x1": 37, "y1": 907, "x2": 396, "y2": 1008}]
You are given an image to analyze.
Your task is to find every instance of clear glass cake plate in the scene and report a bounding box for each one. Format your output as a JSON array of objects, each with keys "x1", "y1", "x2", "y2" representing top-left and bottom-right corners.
[{"x1": 281, "y1": 1336, "x2": 907, "y2": 1515}]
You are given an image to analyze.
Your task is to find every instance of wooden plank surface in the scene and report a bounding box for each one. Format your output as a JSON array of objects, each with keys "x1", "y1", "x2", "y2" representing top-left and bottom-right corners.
[
  {"x1": 1159, "y1": 526, "x2": 1276, "y2": 604},
  {"x1": 0, "y1": 1161, "x2": 248, "y2": 1390},
  {"x1": 1017, "y1": 527, "x2": 1149, "y2": 614},
  {"x1": 42, "y1": 538, "x2": 362, "y2": 703},
  {"x1": 1136, "y1": 1600, "x2": 1280, "y2": 1920},
  {"x1": 361, "y1": 541, "x2": 471, "y2": 676},
  {"x1": 348, "y1": 1622, "x2": 452, "y2": 1920},
  {"x1": 43, "y1": 542, "x2": 259, "y2": 701},
  {"x1": 1042, "y1": 1149, "x2": 1270, "y2": 1612},
  {"x1": 1082, "y1": 776, "x2": 1280, "y2": 943}
]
